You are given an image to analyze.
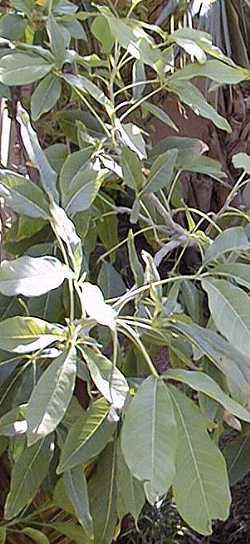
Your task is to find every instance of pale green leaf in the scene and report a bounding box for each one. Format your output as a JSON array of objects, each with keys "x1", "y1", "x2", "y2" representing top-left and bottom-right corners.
[
  {"x1": 0, "y1": 256, "x2": 73, "y2": 297},
  {"x1": 212, "y1": 263, "x2": 250, "y2": 290},
  {"x1": 121, "y1": 376, "x2": 177, "y2": 499},
  {"x1": 5, "y1": 436, "x2": 54, "y2": 519},
  {"x1": 232, "y1": 152, "x2": 250, "y2": 173},
  {"x1": 64, "y1": 466, "x2": 93, "y2": 538},
  {"x1": 83, "y1": 347, "x2": 129, "y2": 410},
  {"x1": 49, "y1": 200, "x2": 82, "y2": 277},
  {"x1": 0, "y1": 14, "x2": 27, "y2": 40},
  {"x1": 0, "y1": 171, "x2": 49, "y2": 219},
  {"x1": 142, "y1": 101, "x2": 178, "y2": 132},
  {"x1": 0, "y1": 316, "x2": 64, "y2": 353},
  {"x1": 31, "y1": 74, "x2": 62, "y2": 121},
  {"x1": 91, "y1": 15, "x2": 114, "y2": 54},
  {"x1": 166, "y1": 369, "x2": 250, "y2": 422},
  {"x1": 0, "y1": 53, "x2": 53, "y2": 85},
  {"x1": 63, "y1": 73, "x2": 113, "y2": 115},
  {"x1": 204, "y1": 227, "x2": 250, "y2": 265},
  {"x1": 173, "y1": 59, "x2": 250, "y2": 85},
  {"x1": 47, "y1": 15, "x2": 66, "y2": 68},
  {"x1": 128, "y1": 229, "x2": 144, "y2": 287},
  {"x1": 17, "y1": 106, "x2": 59, "y2": 202},
  {"x1": 121, "y1": 147, "x2": 145, "y2": 192},
  {"x1": 27, "y1": 347, "x2": 77, "y2": 445},
  {"x1": 57, "y1": 398, "x2": 113, "y2": 473},
  {"x1": 119, "y1": 122, "x2": 146, "y2": 160},
  {"x1": 202, "y1": 278, "x2": 250, "y2": 360},
  {"x1": 170, "y1": 386, "x2": 231, "y2": 535}
]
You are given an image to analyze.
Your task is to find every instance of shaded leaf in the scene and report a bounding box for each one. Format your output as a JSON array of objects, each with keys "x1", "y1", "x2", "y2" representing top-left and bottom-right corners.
[
  {"x1": 117, "y1": 441, "x2": 145, "y2": 522},
  {"x1": 31, "y1": 74, "x2": 62, "y2": 121},
  {"x1": 144, "y1": 149, "x2": 178, "y2": 193},
  {"x1": 223, "y1": 434, "x2": 250, "y2": 486},
  {"x1": 5, "y1": 436, "x2": 53, "y2": 519},
  {"x1": 22, "y1": 528, "x2": 49, "y2": 544},
  {"x1": 170, "y1": 386, "x2": 231, "y2": 535},
  {"x1": 64, "y1": 466, "x2": 93, "y2": 538},
  {"x1": 121, "y1": 147, "x2": 145, "y2": 192}
]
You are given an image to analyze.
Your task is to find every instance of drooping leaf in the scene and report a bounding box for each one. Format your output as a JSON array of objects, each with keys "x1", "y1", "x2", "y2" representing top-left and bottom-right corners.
[
  {"x1": 52, "y1": 523, "x2": 91, "y2": 544},
  {"x1": 27, "y1": 346, "x2": 77, "y2": 445},
  {"x1": 0, "y1": 53, "x2": 54, "y2": 86},
  {"x1": 173, "y1": 59, "x2": 250, "y2": 85},
  {"x1": 0, "y1": 171, "x2": 49, "y2": 219},
  {"x1": 0, "y1": 528, "x2": 6, "y2": 544},
  {"x1": 202, "y1": 278, "x2": 250, "y2": 360},
  {"x1": 91, "y1": 15, "x2": 115, "y2": 54},
  {"x1": 89, "y1": 442, "x2": 117, "y2": 544},
  {"x1": 170, "y1": 386, "x2": 231, "y2": 535},
  {"x1": 57, "y1": 398, "x2": 113, "y2": 473},
  {"x1": 143, "y1": 149, "x2": 178, "y2": 193},
  {"x1": 204, "y1": 227, "x2": 250, "y2": 265},
  {"x1": 83, "y1": 347, "x2": 129, "y2": 410},
  {"x1": 61, "y1": 160, "x2": 105, "y2": 216},
  {"x1": 22, "y1": 528, "x2": 49, "y2": 544},
  {"x1": 223, "y1": 434, "x2": 250, "y2": 486},
  {"x1": 63, "y1": 73, "x2": 113, "y2": 115},
  {"x1": 166, "y1": 369, "x2": 250, "y2": 423},
  {"x1": 0, "y1": 256, "x2": 73, "y2": 297},
  {"x1": 64, "y1": 466, "x2": 93, "y2": 538},
  {"x1": 128, "y1": 230, "x2": 144, "y2": 287},
  {"x1": 31, "y1": 74, "x2": 62, "y2": 121},
  {"x1": 212, "y1": 263, "x2": 250, "y2": 290},
  {"x1": 121, "y1": 376, "x2": 177, "y2": 500},
  {"x1": 117, "y1": 441, "x2": 145, "y2": 522},
  {"x1": 170, "y1": 80, "x2": 231, "y2": 133},
  {"x1": 98, "y1": 262, "x2": 126, "y2": 299},
  {"x1": 142, "y1": 101, "x2": 178, "y2": 132},
  {"x1": 17, "y1": 106, "x2": 59, "y2": 202},
  {"x1": 0, "y1": 316, "x2": 64, "y2": 353},
  {"x1": 5, "y1": 435, "x2": 54, "y2": 519},
  {"x1": 118, "y1": 122, "x2": 147, "y2": 160},
  {"x1": 170, "y1": 320, "x2": 250, "y2": 404}
]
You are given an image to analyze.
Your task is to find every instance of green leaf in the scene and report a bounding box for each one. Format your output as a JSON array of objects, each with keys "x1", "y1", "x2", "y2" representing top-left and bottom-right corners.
[
  {"x1": 5, "y1": 436, "x2": 53, "y2": 519},
  {"x1": 212, "y1": 263, "x2": 250, "y2": 290},
  {"x1": 64, "y1": 466, "x2": 93, "y2": 538},
  {"x1": 142, "y1": 101, "x2": 178, "y2": 132},
  {"x1": 22, "y1": 528, "x2": 49, "y2": 544},
  {"x1": 121, "y1": 147, "x2": 145, "y2": 192},
  {"x1": 121, "y1": 376, "x2": 177, "y2": 501},
  {"x1": 89, "y1": 442, "x2": 117, "y2": 544},
  {"x1": 204, "y1": 227, "x2": 250, "y2": 265},
  {"x1": 117, "y1": 442, "x2": 145, "y2": 522},
  {"x1": 170, "y1": 320, "x2": 250, "y2": 404},
  {"x1": 91, "y1": 15, "x2": 114, "y2": 54},
  {"x1": 58, "y1": 398, "x2": 113, "y2": 473},
  {"x1": 0, "y1": 256, "x2": 73, "y2": 297},
  {"x1": 47, "y1": 15, "x2": 66, "y2": 68},
  {"x1": 0, "y1": 53, "x2": 54, "y2": 86},
  {"x1": 17, "y1": 106, "x2": 59, "y2": 202},
  {"x1": 202, "y1": 278, "x2": 250, "y2": 360},
  {"x1": 166, "y1": 369, "x2": 250, "y2": 423},
  {"x1": 63, "y1": 73, "x2": 113, "y2": 115},
  {"x1": 50, "y1": 200, "x2": 82, "y2": 277},
  {"x1": 128, "y1": 230, "x2": 144, "y2": 287},
  {"x1": 31, "y1": 74, "x2": 62, "y2": 121},
  {"x1": 45, "y1": 144, "x2": 68, "y2": 174},
  {"x1": 0, "y1": 316, "x2": 64, "y2": 353},
  {"x1": 95, "y1": 197, "x2": 119, "y2": 260},
  {"x1": 119, "y1": 122, "x2": 146, "y2": 160},
  {"x1": 170, "y1": 386, "x2": 231, "y2": 535},
  {"x1": 223, "y1": 434, "x2": 250, "y2": 486},
  {"x1": 144, "y1": 149, "x2": 178, "y2": 193},
  {"x1": 0, "y1": 528, "x2": 6, "y2": 544},
  {"x1": 173, "y1": 59, "x2": 250, "y2": 85},
  {"x1": 59, "y1": 152, "x2": 105, "y2": 216},
  {"x1": 83, "y1": 347, "x2": 129, "y2": 410},
  {"x1": 132, "y1": 60, "x2": 146, "y2": 100},
  {"x1": 52, "y1": 523, "x2": 91, "y2": 544},
  {"x1": 27, "y1": 347, "x2": 77, "y2": 445},
  {"x1": 0, "y1": 171, "x2": 50, "y2": 219},
  {"x1": 0, "y1": 14, "x2": 27, "y2": 40},
  {"x1": 170, "y1": 81, "x2": 231, "y2": 133},
  {"x1": 232, "y1": 152, "x2": 250, "y2": 173},
  {"x1": 98, "y1": 262, "x2": 126, "y2": 299}
]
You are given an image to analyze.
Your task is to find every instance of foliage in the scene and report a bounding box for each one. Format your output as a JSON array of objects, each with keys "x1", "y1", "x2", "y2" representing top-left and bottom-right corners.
[{"x1": 0, "y1": 0, "x2": 249, "y2": 542}]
